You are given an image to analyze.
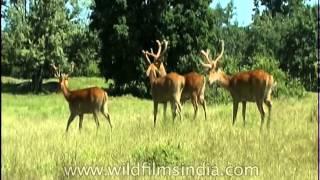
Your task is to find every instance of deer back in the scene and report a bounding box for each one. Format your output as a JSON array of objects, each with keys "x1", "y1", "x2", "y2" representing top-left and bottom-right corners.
[
  {"x1": 150, "y1": 72, "x2": 185, "y2": 102},
  {"x1": 229, "y1": 70, "x2": 274, "y2": 102},
  {"x1": 67, "y1": 87, "x2": 107, "y2": 113}
]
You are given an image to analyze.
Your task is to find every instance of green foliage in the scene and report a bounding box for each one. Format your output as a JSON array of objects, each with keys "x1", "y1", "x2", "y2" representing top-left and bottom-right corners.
[
  {"x1": 254, "y1": 0, "x2": 304, "y2": 17},
  {"x1": 133, "y1": 143, "x2": 185, "y2": 166},
  {"x1": 2, "y1": 0, "x2": 315, "y2": 97},
  {"x1": 205, "y1": 86, "x2": 232, "y2": 105},
  {"x1": 90, "y1": 0, "x2": 234, "y2": 96},
  {"x1": 66, "y1": 28, "x2": 101, "y2": 76},
  {"x1": 250, "y1": 1, "x2": 317, "y2": 91},
  {"x1": 90, "y1": 0, "x2": 314, "y2": 98},
  {"x1": 278, "y1": 5, "x2": 317, "y2": 91},
  {"x1": 1, "y1": 0, "x2": 101, "y2": 92}
]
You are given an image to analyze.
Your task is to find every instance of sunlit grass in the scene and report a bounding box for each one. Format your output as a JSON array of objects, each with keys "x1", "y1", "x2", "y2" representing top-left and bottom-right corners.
[{"x1": 1, "y1": 77, "x2": 318, "y2": 179}]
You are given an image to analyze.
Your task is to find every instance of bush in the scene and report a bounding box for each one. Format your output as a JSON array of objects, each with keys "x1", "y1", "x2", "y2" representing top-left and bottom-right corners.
[
  {"x1": 108, "y1": 80, "x2": 149, "y2": 98},
  {"x1": 205, "y1": 85, "x2": 231, "y2": 105},
  {"x1": 83, "y1": 61, "x2": 101, "y2": 76},
  {"x1": 132, "y1": 143, "x2": 186, "y2": 166}
]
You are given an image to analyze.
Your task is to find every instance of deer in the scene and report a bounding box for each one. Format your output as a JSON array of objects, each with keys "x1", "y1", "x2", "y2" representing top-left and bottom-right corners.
[
  {"x1": 144, "y1": 39, "x2": 207, "y2": 120},
  {"x1": 200, "y1": 40, "x2": 275, "y2": 129},
  {"x1": 142, "y1": 48, "x2": 185, "y2": 127},
  {"x1": 51, "y1": 63, "x2": 112, "y2": 132}
]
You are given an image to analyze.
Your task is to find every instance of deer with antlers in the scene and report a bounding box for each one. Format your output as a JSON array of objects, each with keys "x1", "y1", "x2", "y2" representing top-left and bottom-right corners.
[
  {"x1": 144, "y1": 40, "x2": 207, "y2": 120},
  {"x1": 142, "y1": 43, "x2": 185, "y2": 126},
  {"x1": 200, "y1": 40, "x2": 275, "y2": 129},
  {"x1": 51, "y1": 63, "x2": 112, "y2": 132}
]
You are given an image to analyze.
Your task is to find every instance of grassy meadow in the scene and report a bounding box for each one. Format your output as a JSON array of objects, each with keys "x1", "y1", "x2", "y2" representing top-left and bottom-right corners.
[{"x1": 1, "y1": 76, "x2": 318, "y2": 179}]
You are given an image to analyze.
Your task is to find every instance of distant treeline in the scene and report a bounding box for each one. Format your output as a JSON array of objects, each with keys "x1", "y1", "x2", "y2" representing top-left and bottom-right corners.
[{"x1": 1, "y1": 0, "x2": 316, "y2": 101}]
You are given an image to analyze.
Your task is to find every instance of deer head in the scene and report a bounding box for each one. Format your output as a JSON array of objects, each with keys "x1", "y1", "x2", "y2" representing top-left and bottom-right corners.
[
  {"x1": 142, "y1": 50, "x2": 161, "y2": 78},
  {"x1": 200, "y1": 40, "x2": 224, "y2": 84},
  {"x1": 143, "y1": 39, "x2": 168, "y2": 76},
  {"x1": 51, "y1": 62, "x2": 75, "y2": 89}
]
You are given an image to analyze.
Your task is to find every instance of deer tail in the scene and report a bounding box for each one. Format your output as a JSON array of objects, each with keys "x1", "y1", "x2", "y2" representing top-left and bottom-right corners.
[
  {"x1": 199, "y1": 76, "x2": 206, "y2": 101},
  {"x1": 101, "y1": 91, "x2": 108, "y2": 111}
]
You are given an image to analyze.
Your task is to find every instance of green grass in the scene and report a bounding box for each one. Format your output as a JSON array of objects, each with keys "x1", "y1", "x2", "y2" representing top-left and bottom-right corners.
[{"x1": 1, "y1": 77, "x2": 318, "y2": 179}]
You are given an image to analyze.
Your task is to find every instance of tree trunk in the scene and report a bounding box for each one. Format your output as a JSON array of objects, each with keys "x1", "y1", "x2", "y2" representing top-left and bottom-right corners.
[{"x1": 31, "y1": 66, "x2": 43, "y2": 93}]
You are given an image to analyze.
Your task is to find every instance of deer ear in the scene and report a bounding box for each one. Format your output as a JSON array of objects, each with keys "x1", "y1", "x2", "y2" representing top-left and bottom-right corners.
[{"x1": 146, "y1": 66, "x2": 151, "y2": 76}]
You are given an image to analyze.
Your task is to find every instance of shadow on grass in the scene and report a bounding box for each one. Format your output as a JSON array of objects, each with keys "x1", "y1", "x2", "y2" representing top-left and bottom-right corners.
[{"x1": 1, "y1": 81, "x2": 59, "y2": 94}]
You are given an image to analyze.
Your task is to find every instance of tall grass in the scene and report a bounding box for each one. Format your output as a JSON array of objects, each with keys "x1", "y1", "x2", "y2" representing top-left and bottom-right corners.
[{"x1": 1, "y1": 77, "x2": 318, "y2": 179}]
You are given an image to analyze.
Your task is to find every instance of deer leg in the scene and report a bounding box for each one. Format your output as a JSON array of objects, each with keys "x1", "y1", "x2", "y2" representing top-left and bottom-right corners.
[
  {"x1": 232, "y1": 102, "x2": 239, "y2": 125},
  {"x1": 163, "y1": 102, "x2": 167, "y2": 121},
  {"x1": 201, "y1": 99, "x2": 207, "y2": 120},
  {"x1": 101, "y1": 106, "x2": 112, "y2": 129},
  {"x1": 153, "y1": 102, "x2": 158, "y2": 127},
  {"x1": 170, "y1": 101, "x2": 176, "y2": 123},
  {"x1": 175, "y1": 94, "x2": 182, "y2": 121},
  {"x1": 256, "y1": 101, "x2": 265, "y2": 130},
  {"x1": 192, "y1": 93, "x2": 198, "y2": 120},
  {"x1": 242, "y1": 102, "x2": 246, "y2": 127},
  {"x1": 93, "y1": 112, "x2": 100, "y2": 129},
  {"x1": 177, "y1": 101, "x2": 182, "y2": 121},
  {"x1": 79, "y1": 114, "x2": 84, "y2": 130},
  {"x1": 264, "y1": 99, "x2": 272, "y2": 129},
  {"x1": 66, "y1": 113, "x2": 76, "y2": 132},
  {"x1": 102, "y1": 112, "x2": 112, "y2": 129}
]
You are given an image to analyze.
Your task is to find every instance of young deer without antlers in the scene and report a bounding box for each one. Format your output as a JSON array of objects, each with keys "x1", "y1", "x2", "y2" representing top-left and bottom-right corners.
[
  {"x1": 51, "y1": 63, "x2": 112, "y2": 132},
  {"x1": 200, "y1": 40, "x2": 275, "y2": 129},
  {"x1": 142, "y1": 48, "x2": 185, "y2": 126},
  {"x1": 144, "y1": 39, "x2": 207, "y2": 120}
]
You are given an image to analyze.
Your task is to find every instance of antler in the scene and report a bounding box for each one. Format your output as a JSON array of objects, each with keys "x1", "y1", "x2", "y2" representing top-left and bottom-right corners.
[
  {"x1": 142, "y1": 50, "x2": 151, "y2": 64},
  {"x1": 143, "y1": 39, "x2": 169, "y2": 64},
  {"x1": 213, "y1": 40, "x2": 224, "y2": 63},
  {"x1": 200, "y1": 49, "x2": 213, "y2": 68},
  {"x1": 51, "y1": 62, "x2": 75, "y2": 78},
  {"x1": 199, "y1": 40, "x2": 225, "y2": 69},
  {"x1": 145, "y1": 40, "x2": 162, "y2": 60},
  {"x1": 158, "y1": 39, "x2": 168, "y2": 62},
  {"x1": 51, "y1": 63, "x2": 61, "y2": 78},
  {"x1": 200, "y1": 49, "x2": 212, "y2": 64}
]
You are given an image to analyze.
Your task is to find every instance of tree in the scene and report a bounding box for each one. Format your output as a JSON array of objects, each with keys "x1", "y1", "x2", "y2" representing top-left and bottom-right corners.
[
  {"x1": 253, "y1": 0, "x2": 304, "y2": 17},
  {"x1": 250, "y1": 1, "x2": 317, "y2": 91},
  {"x1": 1, "y1": 0, "x2": 101, "y2": 92},
  {"x1": 90, "y1": 0, "x2": 235, "y2": 96},
  {"x1": 279, "y1": 4, "x2": 317, "y2": 91}
]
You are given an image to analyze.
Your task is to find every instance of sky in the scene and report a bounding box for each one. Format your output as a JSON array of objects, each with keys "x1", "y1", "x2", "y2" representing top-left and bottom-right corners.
[
  {"x1": 211, "y1": 0, "x2": 318, "y2": 26},
  {"x1": 211, "y1": 0, "x2": 255, "y2": 26}
]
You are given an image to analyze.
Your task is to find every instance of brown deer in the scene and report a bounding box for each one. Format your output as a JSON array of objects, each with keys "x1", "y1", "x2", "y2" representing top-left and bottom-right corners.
[
  {"x1": 51, "y1": 63, "x2": 112, "y2": 132},
  {"x1": 144, "y1": 40, "x2": 207, "y2": 120},
  {"x1": 142, "y1": 49, "x2": 185, "y2": 126},
  {"x1": 200, "y1": 40, "x2": 275, "y2": 129}
]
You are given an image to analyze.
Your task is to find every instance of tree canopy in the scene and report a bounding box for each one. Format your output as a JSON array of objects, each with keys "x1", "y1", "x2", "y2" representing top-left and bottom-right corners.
[
  {"x1": 90, "y1": 0, "x2": 316, "y2": 98},
  {"x1": 1, "y1": 0, "x2": 317, "y2": 99},
  {"x1": 2, "y1": 0, "x2": 100, "y2": 92}
]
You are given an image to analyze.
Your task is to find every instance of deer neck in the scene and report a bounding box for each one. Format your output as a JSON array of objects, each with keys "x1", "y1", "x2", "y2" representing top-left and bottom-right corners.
[
  {"x1": 61, "y1": 81, "x2": 71, "y2": 101},
  {"x1": 218, "y1": 72, "x2": 231, "y2": 90},
  {"x1": 148, "y1": 70, "x2": 158, "y2": 86},
  {"x1": 159, "y1": 64, "x2": 167, "y2": 76}
]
